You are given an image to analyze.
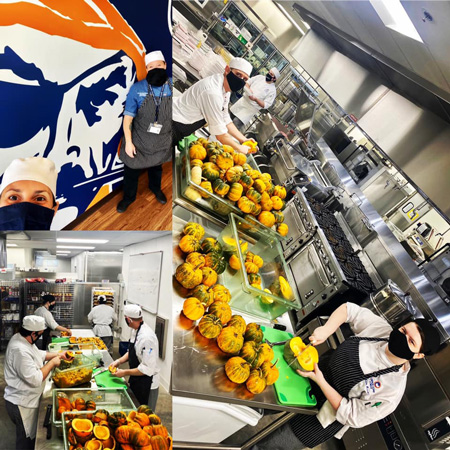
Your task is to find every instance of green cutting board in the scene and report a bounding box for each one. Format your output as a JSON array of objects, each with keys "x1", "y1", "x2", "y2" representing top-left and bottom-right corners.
[
  {"x1": 177, "y1": 134, "x2": 197, "y2": 151},
  {"x1": 51, "y1": 337, "x2": 70, "y2": 344},
  {"x1": 93, "y1": 368, "x2": 127, "y2": 388},
  {"x1": 261, "y1": 326, "x2": 317, "y2": 408}
]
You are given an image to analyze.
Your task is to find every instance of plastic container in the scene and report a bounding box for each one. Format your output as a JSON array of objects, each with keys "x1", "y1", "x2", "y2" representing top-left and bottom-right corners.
[
  {"x1": 173, "y1": 396, "x2": 262, "y2": 444},
  {"x1": 52, "y1": 388, "x2": 135, "y2": 428},
  {"x1": 179, "y1": 141, "x2": 285, "y2": 242},
  {"x1": 52, "y1": 354, "x2": 96, "y2": 388},
  {"x1": 218, "y1": 213, "x2": 301, "y2": 320}
]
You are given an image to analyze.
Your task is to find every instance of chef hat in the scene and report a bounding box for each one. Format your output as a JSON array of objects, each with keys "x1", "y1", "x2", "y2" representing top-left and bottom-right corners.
[
  {"x1": 124, "y1": 304, "x2": 142, "y2": 319},
  {"x1": 145, "y1": 51, "x2": 165, "y2": 66},
  {"x1": 270, "y1": 68, "x2": 280, "y2": 79},
  {"x1": 23, "y1": 315, "x2": 46, "y2": 332},
  {"x1": 415, "y1": 319, "x2": 441, "y2": 355},
  {"x1": 229, "y1": 57, "x2": 253, "y2": 77},
  {"x1": 0, "y1": 157, "x2": 58, "y2": 197}
]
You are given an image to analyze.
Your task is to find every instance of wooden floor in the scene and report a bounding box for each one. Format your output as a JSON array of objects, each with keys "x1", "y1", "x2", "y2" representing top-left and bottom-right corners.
[{"x1": 72, "y1": 162, "x2": 172, "y2": 231}]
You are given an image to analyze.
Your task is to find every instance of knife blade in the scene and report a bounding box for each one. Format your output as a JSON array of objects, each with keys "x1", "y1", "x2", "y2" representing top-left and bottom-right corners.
[{"x1": 288, "y1": 344, "x2": 313, "y2": 368}]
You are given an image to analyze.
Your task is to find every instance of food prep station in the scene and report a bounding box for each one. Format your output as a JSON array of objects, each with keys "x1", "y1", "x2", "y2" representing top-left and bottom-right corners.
[{"x1": 33, "y1": 328, "x2": 137, "y2": 450}]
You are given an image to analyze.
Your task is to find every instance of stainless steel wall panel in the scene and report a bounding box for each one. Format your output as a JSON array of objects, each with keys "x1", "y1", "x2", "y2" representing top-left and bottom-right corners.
[{"x1": 357, "y1": 90, "x2": 450, "y2": 218}]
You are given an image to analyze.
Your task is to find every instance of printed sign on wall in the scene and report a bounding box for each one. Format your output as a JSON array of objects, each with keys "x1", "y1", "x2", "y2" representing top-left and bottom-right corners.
[{"x1": 0, "y1": 0, "x2": 171, "y2": 229}]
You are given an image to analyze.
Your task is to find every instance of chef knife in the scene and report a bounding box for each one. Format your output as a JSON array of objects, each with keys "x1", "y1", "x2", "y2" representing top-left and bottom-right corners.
[
  {"x1": 93, "y1": 367, "x2": 109, "y2": 377},
  {"x1": 43, "y1": 404, "x2": 52, "y2": 439}
]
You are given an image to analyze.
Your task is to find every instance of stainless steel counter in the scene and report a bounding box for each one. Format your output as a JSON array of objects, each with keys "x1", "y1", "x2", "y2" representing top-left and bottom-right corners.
[{"x1": 171, "y1": 207, "x2": 317, "y2": 416}]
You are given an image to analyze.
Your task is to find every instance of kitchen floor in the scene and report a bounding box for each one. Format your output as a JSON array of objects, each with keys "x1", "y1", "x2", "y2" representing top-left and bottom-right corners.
[
  {"x1": 0, "y1": 340, "x2": 172, "y2": 449},
  {"x1": 223, "y1": 411, "x2": 346, "y2": 450}
]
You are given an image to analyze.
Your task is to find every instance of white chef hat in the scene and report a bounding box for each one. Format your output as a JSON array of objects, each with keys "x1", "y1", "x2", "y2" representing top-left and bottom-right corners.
[
  {"x1": 124, "y1": 304, "x2": 142, "y2": 319},
  {"x1": 145, "y1": 50, "x2": 165, "y2": 66},
  {"x1": 23, "y1": 315, "x2": 46, "y2": 332},
  {"x1": 229, "y1": 57, "x2": 253, "y2": 77},
  {"x1": 0, "y1": 157, "x2": 58, "y2": 197},
  {"x1": 270, "y1": 68, "x2": 280, "y2": 79}
]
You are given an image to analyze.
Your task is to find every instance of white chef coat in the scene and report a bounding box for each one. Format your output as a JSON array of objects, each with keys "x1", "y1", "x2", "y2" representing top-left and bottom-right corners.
[
  {"x1": 173, "y1": 73, "x2": 232, "y2": 136},
  {"x1": 129, "y1": 322, "x2": 160, "y2": 388},
  {"x1": 230, "y1": 75, "x2": 276, "y2": 125},
  {"x1": 87, "y1": 304, "x2": 117, "y2": 337},
  {"x1": 317, "y1": 302, "x2": 409, "y2": 439},
  {"x1": 34, "y1": 305, "x2": 58, "y2": 330},
  {"x1": 4, "y1": 333, "x2": 47, "y2": 439}
]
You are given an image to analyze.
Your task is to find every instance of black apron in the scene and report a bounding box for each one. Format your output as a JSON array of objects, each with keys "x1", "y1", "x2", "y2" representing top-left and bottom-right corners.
[
  {"x1": 128, "y1": 323, "x2": 153, "y2": 406},
  {"x1": 120, "y1": 81, "x2": 172, "y2": 170},
  {"x1": 289, "y1": 336, "x2": 403, "y2": 448}
]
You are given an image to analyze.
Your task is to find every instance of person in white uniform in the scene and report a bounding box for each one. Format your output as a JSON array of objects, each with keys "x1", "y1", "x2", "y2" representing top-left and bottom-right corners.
[
  {"x1": 4, "y1": 315, "x2": 72, "y2": 450},
  {"x1": 34, "y1": 294, "x2": 72, "y2": 350},
  {"x1": 87, "y1": 295, "x2": 117, "y2": 353},
  {"x1": 251, "y1": 302, "x2": 441, "y2": 450},
  {"x1": 230, "y1": 67, "x2": 279, "y2": 132},
  {"x1": 173, "y1": 57, "x2": 256, "y2": 154},
  {"x1": 110, "y1": 304, "x2": 160, "y2": 411}
]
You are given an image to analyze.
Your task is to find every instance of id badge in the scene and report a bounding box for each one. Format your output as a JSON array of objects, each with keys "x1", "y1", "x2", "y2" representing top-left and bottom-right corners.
[{"x1": 147, "y1": 122, "x2": 162, "y2": 134}]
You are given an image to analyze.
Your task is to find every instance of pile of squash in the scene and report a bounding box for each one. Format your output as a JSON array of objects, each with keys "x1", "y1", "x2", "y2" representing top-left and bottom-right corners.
[
  {"x1": 57, "y1": 396, "x2": 97, "y2": 419},
  {"x1": 66, "y1": 405, "x2": 172, "y2": 450},
  {"x1": 185, "y1": 139, "x2": 289, "y2": 236}
]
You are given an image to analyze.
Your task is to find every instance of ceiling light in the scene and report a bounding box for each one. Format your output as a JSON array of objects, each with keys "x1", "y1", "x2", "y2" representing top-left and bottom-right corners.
[
  {"x1": 56, "y1": 251, "x2": 71, "y2": 254},
  {"x1": 276, "y1": 3, "x2": 305, "y2": 36},
  {"x1": 57, "y1": 238, "x2": 108, "y2": 244},
  {"x1": 370, "y1": 0, "x2": 423, "y2": 42},
  {"x1": 6, "y1": 243, "x2": 18, "y2": 247},
  {"x1": 57, "y1": 245, "x2": 95, "y2": 250}
]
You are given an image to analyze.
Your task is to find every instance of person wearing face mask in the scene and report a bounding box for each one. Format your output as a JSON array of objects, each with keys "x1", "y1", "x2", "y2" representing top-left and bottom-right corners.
[
  {"x1": 110, "y1": 304, "x2": 160, "y2": 411},
  {"x1": 172, "y1": 57, "x2": 256, "y2": 154},
  {"x1": 0, "y1": 157, "x2": 59, "y2": 230},
  {"x1": 230, "y1": 67, "x2": 280, "y2": 132},
  {"x1": 251, "y1": 302, "x2": 441, "y2": 450},
  {"x1": 4, "y1": 315, "x2": 72, "y2": 450},
  {"x1": 117, "y1": 50, "x2": 172, "y2": 213},
  {"x1": 33, "y1": 294, "x2": 72, "y2": 350}
]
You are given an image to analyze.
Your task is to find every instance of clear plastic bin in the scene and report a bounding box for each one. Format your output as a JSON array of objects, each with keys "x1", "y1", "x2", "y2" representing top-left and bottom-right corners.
[
  {"x1": 178, "y1": 142, "x2": 285, "y2": 242},
  {"x1": 52, "y1": 388, "x2": 135, "y2": 428},
  {"x1": 218, "y1": 213, "x2": 301, "y2": 320},
  {"x1": 52, "y1": 354, "x2": 96, "y2": 388}
]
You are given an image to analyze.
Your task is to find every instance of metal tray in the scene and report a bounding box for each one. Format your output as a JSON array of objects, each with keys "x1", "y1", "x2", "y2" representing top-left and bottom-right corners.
[{"x1": 53, "y1": 388, "x2": 135, "y2": 428}]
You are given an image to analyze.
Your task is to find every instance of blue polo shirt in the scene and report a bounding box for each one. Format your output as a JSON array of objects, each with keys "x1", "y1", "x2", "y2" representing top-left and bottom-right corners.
[{"x1": 124, "y1": 78, "x2": 172, "y2": 117}]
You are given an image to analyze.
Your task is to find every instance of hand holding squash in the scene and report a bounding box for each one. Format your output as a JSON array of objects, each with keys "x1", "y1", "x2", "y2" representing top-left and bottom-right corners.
[{"x1": 296, "y1": 363, "x2": 323, "y2": 383}]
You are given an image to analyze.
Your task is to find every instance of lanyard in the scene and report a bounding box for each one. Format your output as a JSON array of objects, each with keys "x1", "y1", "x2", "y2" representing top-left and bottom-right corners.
[{"x1": 148, "y1": 80, "x2": 172, "y2": 123}]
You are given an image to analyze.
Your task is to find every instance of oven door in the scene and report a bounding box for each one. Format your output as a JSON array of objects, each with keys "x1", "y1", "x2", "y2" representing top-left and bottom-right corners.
[
  {"x1": 281, "y1": 202, "x2": 314, "y2": 258},
  {"x1": 288, "y1": 240, "x2": 335, "y2": 318}
]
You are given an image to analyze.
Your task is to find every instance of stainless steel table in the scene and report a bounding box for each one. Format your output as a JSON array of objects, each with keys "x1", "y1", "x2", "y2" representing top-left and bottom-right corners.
[
  {"x1": 35, "y1": 349, "x2": 136, "y2": 450},
  {"x1": 171, "y1": 206, "x2": 318, "y2": 449}
]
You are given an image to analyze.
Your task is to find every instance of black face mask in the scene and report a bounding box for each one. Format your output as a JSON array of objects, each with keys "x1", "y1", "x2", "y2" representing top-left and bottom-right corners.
[
  {"x1": 266, "y1": 74, "x2": 275, "y2": 82},
  {"x1": 31, "y1": 332, "x2": 41, "y2": 345},
  {"x1": 226, "y1": 70, "x2": 246, "y2": 92},
  {"x1": 0, "y1": 202, "x2": 54, "y2": 230},
  {"x1": 49, "y1": 303, "x2": 56, "y2": 311},
  {"x1": 388, "y1": 328, "x2": 415, "y2": 360},
  {"x1": 146, "y1": 68, "x2": 168, "y2": 87}
]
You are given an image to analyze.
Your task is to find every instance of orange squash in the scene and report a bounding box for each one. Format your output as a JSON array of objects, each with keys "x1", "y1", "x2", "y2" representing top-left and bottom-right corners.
[
  {"x1": 244, "y1": 323, "x2": 264, "y2": 343},
  {"x1": 190, "y1": 284, "x2": 214, "y2": 308},
  {"x1": 210, "y1": 284, "x2": 231, "y2": 303},
  {"x1": 261, "y1": 360, "x2": 280, "y2": 385},
  {"x1": 217, "y1": 327, "x2": 244, "y2": 354},
  {"x1": 277, "y1": 223, "x2": 289, "y2": 236},
  {"x1": 93, "y1": 425, "x2": 110, "y2": 440},
  {"x1": 225, "y1": 356, "x2": 251, "y2": 384},
  {"x1": 201, "y1": 267, "x2": 218, "y2": 287},
  {"x1": 228, "y1": 254, "x2": 241, "y2": 270},
  {"x1": 134, "y1": 412, "x2": 150, "y2": 427},
  {"x1": 228, "y1": 315, "x2": 246, "y2": 335},
  {"x1": 84, "y1": 440, "x2": 102, "y2": 450},
  {"x1": 258, "y1": 211, "x2": 276, "y2": 228},
  {"x1": 182, "y1": 297, "x2": 205, "y2": 321},
  {"x1": 115, "y1": 426, "x2": 151, "y2": 447},
  {"x1": 208, "y1": 301, "x2": 232, "y2": 325},
  {"x1": 246, "y1": 368, "x2": 267, "y2": 394},
  {"x1": 72, "y1": 419, "x2": 93, "y2": 438},
  {"x1": 198, "y1": 314, "x2": 223, "y2": 339},
  {"x1": 101, "y1": 436, "x2": 116, "y2": 450}
]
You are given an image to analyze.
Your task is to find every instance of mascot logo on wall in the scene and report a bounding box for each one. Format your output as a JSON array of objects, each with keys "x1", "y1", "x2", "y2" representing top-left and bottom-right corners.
[{"x1": 0, "y1": 0, "x2": 147, "y2": 228}]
